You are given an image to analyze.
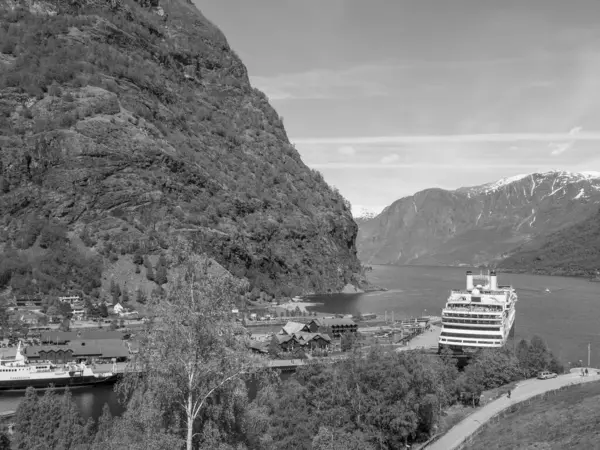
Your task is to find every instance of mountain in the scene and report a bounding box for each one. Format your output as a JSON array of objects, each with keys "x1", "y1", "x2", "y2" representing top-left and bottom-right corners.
[
  {"x1": 0, "y1": 0, "x2": 362, "y2": 301},
  {"x1": 357, "y1": 170, "x2": 600, "y2": 268},
  {"x1": 498, "y1": 207, "x2": 600, "y2": 276}
]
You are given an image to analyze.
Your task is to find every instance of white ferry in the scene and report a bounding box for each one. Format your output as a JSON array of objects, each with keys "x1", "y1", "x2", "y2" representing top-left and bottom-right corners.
[
  {"x1": 438, "y1": 270, "x2": 517, "y2": 353},
  {"x1": 0, "y1": 342, "x2": 117, "y2": 391}
]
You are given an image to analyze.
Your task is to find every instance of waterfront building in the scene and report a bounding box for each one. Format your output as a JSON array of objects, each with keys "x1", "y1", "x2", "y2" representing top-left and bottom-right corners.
[
  {"x1": 40, "y1": 330, "x2": 125, "y2": 344},
  {"x1": 307, "y1": 318, "x2": 357, "y2": 338},
  {"x1": 438, "y1": 270, "x2": 517, "y2": 353},
  {"x1": 24, "y1": 339, "x2": 130, "y2": 363}
]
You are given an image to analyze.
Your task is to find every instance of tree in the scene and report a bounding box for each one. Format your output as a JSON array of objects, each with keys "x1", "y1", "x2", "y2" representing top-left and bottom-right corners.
[
  {"x1": 0, "y1": 432, "x2": 10, "y2": 450},
  {"x1": 122, "y1": 289, "x2": 130, "y2": 303},
  {"x1": 154, "y1": 265, "x2": 168, "y2": 285},
  {"x1": 136, "y1": 288, "x2": 147, "y2": 304},
  {"x1": 98, "y1": 303, "x2": 109, "y2": 318},
  {"x1": 37, "y1": 315, "x2": 49, "y2": 326},
  {"x1": 119, "y1": 252, "x2": 258, "y2": 450},
  {"x1": 59, "y1": 318, "x2": 71, "y2": 332}
]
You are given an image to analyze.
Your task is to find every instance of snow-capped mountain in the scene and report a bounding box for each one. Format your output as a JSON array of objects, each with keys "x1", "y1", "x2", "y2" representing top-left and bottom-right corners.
[{"x1": 356, "y1": 170, "x2": 600, "y2": 267}]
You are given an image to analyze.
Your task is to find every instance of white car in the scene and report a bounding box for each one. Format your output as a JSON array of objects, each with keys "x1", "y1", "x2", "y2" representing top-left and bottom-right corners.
[{"x1": 537, "y1": 371, "x2": 558, "y2": 380}]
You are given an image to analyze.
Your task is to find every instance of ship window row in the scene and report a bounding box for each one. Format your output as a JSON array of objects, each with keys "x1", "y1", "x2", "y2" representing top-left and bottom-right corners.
[
  {"x1": 1, "y1": 369, "x2": 24, "y2": 372},
  {"x1": 441, "y1": 332, "x2": 504, "y2": 339},
  {"x1": 443, "y1": 325, "x2": 502, "y2": 331},
  {"x1": 443, "y1": 318, "x2": 502, "y2": 325},
  {"x1": 446, "y1": 306, "x2": 503, "y2": 312},
  {"x1": 443, "y1": 313, "x2": 502, "y2": 319}
]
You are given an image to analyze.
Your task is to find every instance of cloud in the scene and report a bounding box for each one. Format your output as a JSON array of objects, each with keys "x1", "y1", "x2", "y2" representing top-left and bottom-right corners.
[
  {"x1": 309, "y1": 162, "x2": 549, "y2": 170},
  {"x1": 569, "y1": 126, "x2": 583, "y2": 135},
  {"x1": 549, "y1": 126, "x2": 581, "y2": 155},
  {"x1": 293, "y1": 131, "x2": 600, "y2": 146},
  {"x1": 380, "y1": 154, "x2": 400, "y2": 164},
  {"x1": 549, "y1": 142, "x2": 574, "y2": 155},
  {"x1": 337, "y1": 145, "x2": 356, "y2": 155},
  {"x1": 251, "y1": 63, "x2": 391, "y2": 101}
]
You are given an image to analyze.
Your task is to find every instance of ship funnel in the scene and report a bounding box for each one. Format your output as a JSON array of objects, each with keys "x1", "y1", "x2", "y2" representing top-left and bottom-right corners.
[
  {"x1": 466, "y1": 271, "x2": 474, "y2": 290},
  {"x1": 490, "y1": 270, "x2": 498, "y2": 290}
]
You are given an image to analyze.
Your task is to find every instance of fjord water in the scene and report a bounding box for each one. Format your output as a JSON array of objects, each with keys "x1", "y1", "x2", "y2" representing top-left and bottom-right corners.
[
  {"x1": 310, "y1": 265, "x2": 600, "y2": 365},
  {"x1": 0, "y1": 384, "x2": 124, "y2": 419}
]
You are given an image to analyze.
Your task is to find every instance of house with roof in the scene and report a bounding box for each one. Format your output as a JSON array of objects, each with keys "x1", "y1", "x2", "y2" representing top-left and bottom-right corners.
[
  {"x1": 18, "y1": 311, "x2": 45, "y2": 325},
  {"x1": 280, "y1": 321, "x2": 310, "y2": 335},
  {"x1": 248, "y1": 340, "x2": 270, "y2": 355},
  {"x1": 293, "y1": 332, "x2": 332, "y2": 350},
  {"x1": 40, "y1": 330, "x2": 124, "y2": 344},
  {"x1": 270, "y1": 331, "x2": 332, "y2": 353},
  {"x1": 113, "y1": 303, "x2": 125, "y2": 315},
  {"x1": 270, "y1": 334, "x2": 301, "y2": 352},
  {"x1": 25, "y1": 338, "x2": 130, "y2": 363},
  {"x1": 308, "y1": 318, "x2": 357, "y2": 338}
]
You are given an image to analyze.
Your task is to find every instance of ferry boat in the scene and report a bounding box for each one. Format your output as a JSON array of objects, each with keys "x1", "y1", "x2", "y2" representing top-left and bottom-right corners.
[
  {"x1": 0, "y1": 342, "x2": 118, "y2": 391},
  {"x1": 438, "y1": 270, "x2": 517, "y2": 353}
]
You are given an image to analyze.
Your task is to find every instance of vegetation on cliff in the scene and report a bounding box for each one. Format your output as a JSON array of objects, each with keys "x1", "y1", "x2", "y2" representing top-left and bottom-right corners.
[
  {"x1": 498, "y1": 208, "x2": 600, "y2": 277},
  {"x1": 0, "y1": 0, "x2": 361, "y2": 301}
]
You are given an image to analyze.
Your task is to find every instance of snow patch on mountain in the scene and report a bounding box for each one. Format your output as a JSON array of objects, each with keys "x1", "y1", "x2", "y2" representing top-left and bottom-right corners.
[{"x1": 458, "y1": 170, "x2": 600, "y2": 196}]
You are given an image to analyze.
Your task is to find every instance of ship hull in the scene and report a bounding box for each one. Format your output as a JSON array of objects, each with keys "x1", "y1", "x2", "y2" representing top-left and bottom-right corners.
[{"x1": 0, "y1": 374, "x2": 119, "y2": 391}]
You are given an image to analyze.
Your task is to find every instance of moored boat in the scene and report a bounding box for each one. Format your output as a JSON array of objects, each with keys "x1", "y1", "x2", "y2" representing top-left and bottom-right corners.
[
  {"x1": 0, "y1": 342, "x2": 118, "y2": 391},
  {"x1": 438, "y1": 270, "x2": 517, "y2": 353}
]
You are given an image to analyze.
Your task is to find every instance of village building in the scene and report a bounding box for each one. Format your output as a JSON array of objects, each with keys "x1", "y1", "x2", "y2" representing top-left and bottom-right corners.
[
  {"x1": 307, "y1": 318, "x2": 357, "y2": 338},
  {"x1": 270, "y1": 331, "x2": 332, "y2": 352},
  {"x1": 280, "y1": 321, "x2": 310, "y2": 335},
  {"x1": 24, "y1": 339, "x2": 130, "y2": 364},
  {"x1": 18, "y1": 311, "x2": 45, "y2": 325},
  {"x1": 58, "y1": 296, "x2": 81, "y2": 305},
  {"x1": 40, "y1": 330, "x2": 124, "y2": 344}
]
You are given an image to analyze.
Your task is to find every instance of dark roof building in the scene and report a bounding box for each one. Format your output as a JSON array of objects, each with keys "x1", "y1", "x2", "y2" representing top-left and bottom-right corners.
[
  {"x1": 25, "y1": 338, "x2": 130, "y2": 363},
  {"x1": 40, "y1": 330, "x2": 124, "y2": 344},
  {"x1": 307, "y1": 318, "x2": 357, "y2": 337}
]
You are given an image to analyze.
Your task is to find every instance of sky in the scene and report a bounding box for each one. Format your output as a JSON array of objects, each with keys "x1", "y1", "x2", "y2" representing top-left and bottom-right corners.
[{"x1": 196, "y1": 0, "x2": 600, "y2": 216}]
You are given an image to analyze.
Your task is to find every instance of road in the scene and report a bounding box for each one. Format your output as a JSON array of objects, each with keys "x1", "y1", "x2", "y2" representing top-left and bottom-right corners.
[{"x1": 426, "y1": 368, "x2": 600, "y2": 450}]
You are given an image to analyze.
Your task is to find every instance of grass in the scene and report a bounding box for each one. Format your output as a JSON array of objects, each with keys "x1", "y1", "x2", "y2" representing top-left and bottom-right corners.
[{"x1": 463, "y1": 380, "x2": 600, "y2": 449}]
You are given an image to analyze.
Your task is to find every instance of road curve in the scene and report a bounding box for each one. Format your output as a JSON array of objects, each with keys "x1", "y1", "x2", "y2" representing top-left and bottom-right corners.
[{"x1": 426, "y1": 368, "x2": 600, "y2": 450}]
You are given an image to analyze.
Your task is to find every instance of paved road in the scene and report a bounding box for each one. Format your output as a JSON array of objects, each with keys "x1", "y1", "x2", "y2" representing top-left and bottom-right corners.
[
  {"x1": 396, "y1": 325, "x2": 441, "y2": 352},
  {"x1": 427, "y1": 368, "x2": 600, "y2": 450}
]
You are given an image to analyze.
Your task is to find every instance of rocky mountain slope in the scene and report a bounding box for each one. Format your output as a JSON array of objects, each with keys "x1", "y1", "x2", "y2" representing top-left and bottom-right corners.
[
  {"x1": 498, "y1": 207, "x2": 600, "y2": 276},
  {"x1": 357, "y1": 170, "x2": 600, "y2": 268},
  {"x1": 0, "y1": 0, "x2": 363, "y2": 301}
]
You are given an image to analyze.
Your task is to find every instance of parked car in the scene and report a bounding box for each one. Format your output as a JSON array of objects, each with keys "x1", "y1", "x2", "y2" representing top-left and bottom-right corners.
[{"x1": 537, "y1": 371, "x2": 558, "y2": 380}]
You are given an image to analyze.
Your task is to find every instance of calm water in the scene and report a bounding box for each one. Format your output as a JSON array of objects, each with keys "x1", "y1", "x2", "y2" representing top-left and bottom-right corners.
[
  {"x1": 0, "y1": 384, "x2": 123, "y2": 419},
  {"x1": 309, "y1": 265, "x2": 600, "y2": 365}
]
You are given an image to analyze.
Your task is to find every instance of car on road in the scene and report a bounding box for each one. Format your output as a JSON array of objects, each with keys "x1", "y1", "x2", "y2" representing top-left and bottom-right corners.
[{"x1": 537, "y1": 371, "x2": 558, "y2": 380}]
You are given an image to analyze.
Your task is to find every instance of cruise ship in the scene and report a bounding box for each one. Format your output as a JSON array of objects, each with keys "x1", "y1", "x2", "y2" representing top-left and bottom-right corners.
[
  {"x1": 0, "y1": 342, "x2": 118, "y2": 390},
  {"x1": 438, "y1": 270, "x2": 517, "y2": 353}
]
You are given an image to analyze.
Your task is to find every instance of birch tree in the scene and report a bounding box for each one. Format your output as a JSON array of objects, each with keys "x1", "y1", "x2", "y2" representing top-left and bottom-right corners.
[{"x1": 121, "y1": 253, "x2": 257, "y2": 450}]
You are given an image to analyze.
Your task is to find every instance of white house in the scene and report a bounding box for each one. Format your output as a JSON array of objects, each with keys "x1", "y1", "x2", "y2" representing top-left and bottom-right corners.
[{"x1": 113, "y1": 303, "x2": 124, "y2": 314}]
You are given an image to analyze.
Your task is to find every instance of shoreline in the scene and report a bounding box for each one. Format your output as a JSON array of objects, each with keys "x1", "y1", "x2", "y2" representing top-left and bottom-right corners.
[{"x1": 368, "y1": 263, "x2": 599, "y2": 281}]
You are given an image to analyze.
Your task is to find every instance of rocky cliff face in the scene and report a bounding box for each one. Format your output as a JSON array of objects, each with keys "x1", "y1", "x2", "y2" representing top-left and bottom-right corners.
[
  {"x1": 357, "y1": 171, "x2": 600, "y2": 267},
  {"x1": 0, "y1": 0, "x2": 362, "y2": 300}
]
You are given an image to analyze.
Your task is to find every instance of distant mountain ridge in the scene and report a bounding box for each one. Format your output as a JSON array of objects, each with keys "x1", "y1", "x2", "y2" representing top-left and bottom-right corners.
[{"x1": 357, "y1": 170, "x2": 600, "y2": 270}]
